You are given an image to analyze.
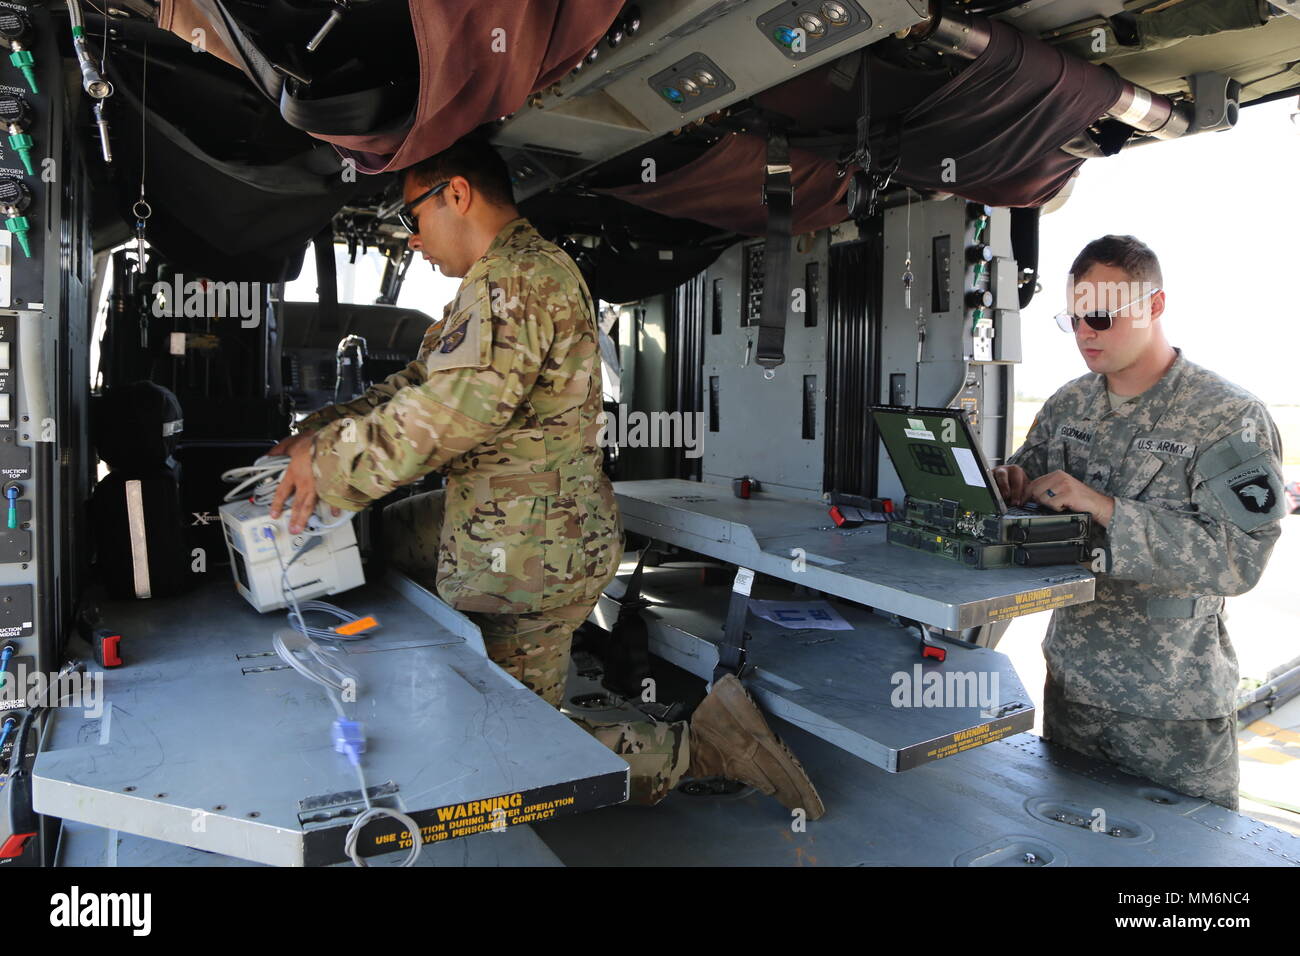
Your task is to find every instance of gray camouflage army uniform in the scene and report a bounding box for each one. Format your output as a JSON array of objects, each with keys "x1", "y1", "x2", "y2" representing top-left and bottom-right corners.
[
  {"x1": 295, "y1": 217, "x2": 689, "y2": 803},
  {"x1": 1008, "y1": 350, "x2": 1286, "y2": 809}
]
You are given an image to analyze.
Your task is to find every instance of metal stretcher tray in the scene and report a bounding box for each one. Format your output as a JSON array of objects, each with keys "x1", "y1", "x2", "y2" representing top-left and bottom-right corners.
[
  {"x1": 614, "y1": 479, "x2": 1096, "y2": 630},
  {"x1": 34, "y1": 574, "x2": 628, "y2": 866}
]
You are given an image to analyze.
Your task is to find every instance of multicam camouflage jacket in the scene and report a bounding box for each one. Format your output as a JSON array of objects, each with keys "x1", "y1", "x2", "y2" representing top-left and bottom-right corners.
[
  {"x1": 1009, "y1": 350, "x2": 1286, "y2": 719},
  {"x1": 296, "y1": 218, "x2": 622, "y2": 614}
]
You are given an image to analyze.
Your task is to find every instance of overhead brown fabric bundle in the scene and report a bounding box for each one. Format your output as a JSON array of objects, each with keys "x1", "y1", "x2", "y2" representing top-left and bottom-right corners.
[
  {"x1": 596, "y1": 132, "x2": 851, "y2": 237},
  {"x1": 885, "y1": 17, "x2": 1125, "y2": 207},
  {"x1": 157, "y1": 0, "x2": 625, "y2": 172},
  {"x1": 595, "y1": 17, "x2": 1125, "y2": 228}
]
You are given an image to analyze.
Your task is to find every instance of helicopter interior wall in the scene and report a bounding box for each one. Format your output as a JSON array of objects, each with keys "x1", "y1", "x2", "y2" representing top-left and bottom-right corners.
[
  {"x1": 874, "y1": 197, "x2": 1019, "y2": 506},
  {"x1": 622, "y1": 224, "x2": 887, "y2": 501},
  {"x1": 697, "y1": 233, "x2": 833, "y2": 501},
  {"x1": 644, "y1": 195, "x2": 1021, "y2": 508}
]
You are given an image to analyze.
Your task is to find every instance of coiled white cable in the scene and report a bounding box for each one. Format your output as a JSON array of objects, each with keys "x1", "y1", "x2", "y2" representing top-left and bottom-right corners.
[
  {"x1": 343, "y1": 764, "x2": 424, "y2": 868},
  {"x1": 264, "y1": 515, "x2": 421, "y2": 865},
  {"x1": 220, "y1": 455, "x2": 353, "y2": 534}
]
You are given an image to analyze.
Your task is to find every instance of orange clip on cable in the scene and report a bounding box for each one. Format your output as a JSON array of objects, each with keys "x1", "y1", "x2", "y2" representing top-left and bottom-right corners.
[{"x1": 333, "y1": 616, "x2": 379, "y2": 637}]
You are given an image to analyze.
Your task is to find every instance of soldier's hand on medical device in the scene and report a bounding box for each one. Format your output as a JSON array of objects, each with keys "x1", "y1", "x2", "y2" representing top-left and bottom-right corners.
[
  {"x1": 268, "y1": 434, "x2": 340, "y2": 535},
  {"x1": 268, "y1": 433, "x2": 312, "y2": 457}
]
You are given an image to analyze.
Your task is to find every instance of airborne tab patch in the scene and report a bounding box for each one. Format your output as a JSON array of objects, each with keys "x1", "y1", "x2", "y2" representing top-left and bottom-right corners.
[
  {"x1": 1200, "y1": 436, "x2": 1287, "y2": 532},
  {"x1": 1229, "y1": 471, "x2": 1276, "y2": 514}
]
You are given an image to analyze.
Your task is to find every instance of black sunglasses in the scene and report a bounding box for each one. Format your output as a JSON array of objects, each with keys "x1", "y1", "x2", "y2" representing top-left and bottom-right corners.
[
  {"x1": 396, "y1": 180, "x2": 451, "y2": 232},
  {"x1": 1055, "y1": 287, "x2": 1161, "y2": 333}
]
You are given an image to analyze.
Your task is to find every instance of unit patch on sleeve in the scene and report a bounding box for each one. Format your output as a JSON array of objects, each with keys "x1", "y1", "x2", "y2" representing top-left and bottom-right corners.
[{"x1": 1203, "y1": 454, "x2": 1287, "y2": 531}]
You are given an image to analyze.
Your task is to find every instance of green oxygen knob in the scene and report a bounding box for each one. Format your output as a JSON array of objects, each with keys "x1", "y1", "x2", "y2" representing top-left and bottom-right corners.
[
  {"x1": 4, "y1": 214, "x2": 29, "y2": 257},
  {"x1": 0, "y1": 13, "x2": 37, "y2": 94},
  {"x1": 7, "y1": 132, "x2": 32, "y2": 175},
  {"x1": 0, "y1": 176, "x2": 32, "y2": 257},
  {"x1": 8, "y1": 50, "x2": 36, "y2": 94},
  {"x1": 0, "y1": 95, "x2": 34, "y2": 175}
]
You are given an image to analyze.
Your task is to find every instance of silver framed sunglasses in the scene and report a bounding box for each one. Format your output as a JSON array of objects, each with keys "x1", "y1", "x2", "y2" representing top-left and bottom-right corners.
[{"x1": 1055, "y1": 286, "x2": 1161, "y2": 333}]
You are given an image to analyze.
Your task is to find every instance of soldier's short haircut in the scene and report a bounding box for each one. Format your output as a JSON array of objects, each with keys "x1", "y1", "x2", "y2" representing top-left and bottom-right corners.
[
  {"x1": 405, "y1": 137, "x2": 516, "y2": 208},
  {"x1": 1069, "y1": 235, "x2": 1163, "y2": 288}
]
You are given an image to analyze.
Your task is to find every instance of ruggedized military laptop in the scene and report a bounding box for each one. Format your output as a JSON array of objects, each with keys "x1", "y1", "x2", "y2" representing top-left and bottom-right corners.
[{"x1": 870, "y1": 405, "x2": 1091, "y2": 569}]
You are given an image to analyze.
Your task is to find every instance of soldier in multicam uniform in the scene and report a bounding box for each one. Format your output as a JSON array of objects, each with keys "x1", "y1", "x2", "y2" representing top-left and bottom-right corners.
[
  {"x1": 993, "y1": 235, "x2": 1286, "y2": 810},
  {"x1": 269, "y1": 137, "x2": 823, "y2": 818}
]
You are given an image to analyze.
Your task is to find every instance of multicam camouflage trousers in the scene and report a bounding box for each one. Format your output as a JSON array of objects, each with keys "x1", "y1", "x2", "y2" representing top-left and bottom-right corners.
[
  {"x1": 1043, "y1": 675, "x2": 1240, "y2": 810},
  {"x1": 384, "y1": 491, "x2": 689, "y2": 805},
  {"x1": 466, "y1": 601, "x2": 691, "y2": 806}
]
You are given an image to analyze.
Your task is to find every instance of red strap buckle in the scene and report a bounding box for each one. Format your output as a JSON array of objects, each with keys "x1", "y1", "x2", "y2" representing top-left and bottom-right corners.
[{"x1": 95, "y1": 632, "x2": 123, "y2": 668}]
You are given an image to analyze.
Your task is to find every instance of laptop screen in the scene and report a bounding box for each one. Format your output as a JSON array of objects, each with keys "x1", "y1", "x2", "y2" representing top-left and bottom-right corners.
[{"x1": 870, "y1": 406, "x2": 1004, "y2": 515}]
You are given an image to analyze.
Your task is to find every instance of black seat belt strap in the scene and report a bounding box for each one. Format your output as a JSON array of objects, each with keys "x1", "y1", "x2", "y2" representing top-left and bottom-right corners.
[
  {"x1": 313, "y1": 226, "x2": 340, "y2": 340},
  {"x1": 756, "y1": 132, "x2": 793, "y2": 371},
  {"x1": 713, "y1": 567, "x2": 754, "y2": 683},
  {"x1": 844, "y1": 48, "x2": 898, "y2": 222}
]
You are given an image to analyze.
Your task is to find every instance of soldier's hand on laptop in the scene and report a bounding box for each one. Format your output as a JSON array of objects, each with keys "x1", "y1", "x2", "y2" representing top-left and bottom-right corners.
[
  {"x1": 1025, "y1": 470, "x2": 1115, "y2": 528},
  {"x1": 992, "y1": 464, "x2": 1030, "y2": 506}
]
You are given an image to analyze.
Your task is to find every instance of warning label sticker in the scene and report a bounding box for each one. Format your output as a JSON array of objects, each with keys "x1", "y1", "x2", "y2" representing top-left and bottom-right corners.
[
  {"x1": 379, "y1": 792, "x2": 581, "y2": 848},
  {"x1": 900, "y1": 710, "x2": 1034, "y2": 771},
  {"x1": 304, "y1": 775, "x2": 626, "y2": 866},
  {"x1": 984, "y1": 587, "x2": 1078, "y2": 621}
]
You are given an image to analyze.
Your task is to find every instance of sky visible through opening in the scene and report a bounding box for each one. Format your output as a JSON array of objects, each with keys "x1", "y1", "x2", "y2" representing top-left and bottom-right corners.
[{"x1": 1020, "y1": 96, "x2": 1300, "y2": 406}]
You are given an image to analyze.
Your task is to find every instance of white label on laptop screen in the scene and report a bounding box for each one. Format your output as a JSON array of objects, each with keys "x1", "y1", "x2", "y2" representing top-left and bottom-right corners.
[
  {"x1": 904, "y1": 417, "x2": 935, "y2": 440},
  {"x1": 951, "y1": 446, "x2": 987, "y2": 488}
]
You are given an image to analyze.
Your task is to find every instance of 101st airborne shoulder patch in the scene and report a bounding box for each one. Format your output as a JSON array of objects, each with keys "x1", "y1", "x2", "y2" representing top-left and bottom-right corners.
[
  {"x1": 1198, "y1": 430, "x2": 1287, "y2": 532},
  {"x1": 425, "y1": 277, "x2": 493, "y2": 373}
]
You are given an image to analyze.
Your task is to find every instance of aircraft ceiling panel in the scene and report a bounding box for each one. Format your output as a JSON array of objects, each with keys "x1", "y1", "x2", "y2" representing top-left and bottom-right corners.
[
  {"x1": 493, "y1": 0, "x2": 932, "y2": 198},
  {"x1": 1097, "y1": 14, "x2": 1300, "y2": 100}
]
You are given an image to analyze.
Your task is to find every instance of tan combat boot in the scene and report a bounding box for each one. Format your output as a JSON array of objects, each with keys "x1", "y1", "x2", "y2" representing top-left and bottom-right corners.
[{"x1": 688, "y1": 674, "x2": 825, "y2": 819}]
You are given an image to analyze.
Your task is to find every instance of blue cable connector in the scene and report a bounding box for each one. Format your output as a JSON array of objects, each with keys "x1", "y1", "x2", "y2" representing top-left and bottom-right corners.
[{"x1": 332, "y1": 717, "x2": 365, "y2": 767}]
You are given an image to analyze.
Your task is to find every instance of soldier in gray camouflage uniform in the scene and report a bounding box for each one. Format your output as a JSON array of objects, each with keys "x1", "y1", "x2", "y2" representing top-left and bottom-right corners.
[
  {"x1": 269, "y1": 138, "x2": 823, "y2": 818},
  {"x1": 993, "y1": 236, "x2": 1286, "y2": 810}
]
